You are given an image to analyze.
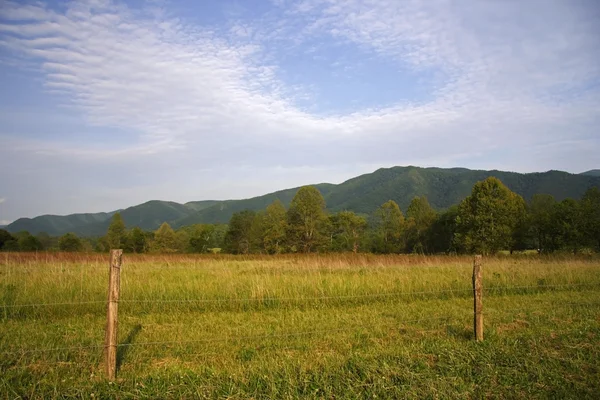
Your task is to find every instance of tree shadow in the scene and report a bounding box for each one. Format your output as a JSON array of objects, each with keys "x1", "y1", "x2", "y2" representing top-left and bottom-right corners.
[
  {"x1": 446, "y1": 324, "x2": 474, "y2": 341},
  {"x1": 116, "y1": 324, "x2": 142, "y2": 372}
]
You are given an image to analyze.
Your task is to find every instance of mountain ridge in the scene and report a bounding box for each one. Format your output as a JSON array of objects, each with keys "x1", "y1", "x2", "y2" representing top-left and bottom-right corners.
[
  {"x1": 6, "y1": 166, "x2": 600, "y2": 236},
  {"x1": 580, "y1": 169, "x2": 600, "y2": 177}
]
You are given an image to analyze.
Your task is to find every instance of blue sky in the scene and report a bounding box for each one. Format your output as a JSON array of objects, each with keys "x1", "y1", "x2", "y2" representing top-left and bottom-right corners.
[{"x1": 0, "y1": 0, "x2": 599, "y2": 223}]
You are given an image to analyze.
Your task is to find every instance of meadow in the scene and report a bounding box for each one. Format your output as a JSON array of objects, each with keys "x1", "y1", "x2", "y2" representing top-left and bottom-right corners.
[{"x1": 1, "y1": 252, "x2": 600, "y2": 399}]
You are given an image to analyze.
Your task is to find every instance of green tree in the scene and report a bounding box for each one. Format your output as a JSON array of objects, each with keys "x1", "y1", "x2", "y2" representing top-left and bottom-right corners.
[
  {"x1": 510, "y1": 207, "x2": 532, "y2": 254},
  {"x1": 404, "y1": 197, "x2": 437, "y2": 254},
  {"x1": 223, "y1": 210, "x2": 256, "y2": 254},
  {"x1": 175, "y1": 230, "x2": 190, "y2": 253},
  {"x1": 187, "y1": 225, "x2": 212, "y2": 253},
  {"x1": 106, "y1": 212, "x2": 127, "y2": 249},
  {"x1": 286, "y1": 186, "x2": 327, "y2": 253},
  {"x1": 329, "y1": 211, "x2": 367, "y2": 252},
  {"x1": 36, "y1": 232, "x2": 56, "y2": 251},
  {"x1": 94, "y1": 236, "x2": 110, "y2": 253},
  {"x1": 553, "y1": 198, "x2": 583, "y2": 254},
  {"x1": 58, "y1": 232, "x2": 83, "y2": 252},
  {"x1": 261, "y1": 200, "x2": 288, "y2": 254},
  {"x1": 428, "y1": 206, "x2": 460, "y2": 254},
  {"x1": 0, "y1": 229, "x2": 15, "y2": 250},
  {"x1": 529, "y1": 194, "x2": 558, "y2": 253},
  {"x1": 18, "y1": 232, "x2": 43, "y2": 251},
  {"x1": 186, "y1": 224, "x2": 225, "y2": 253},
  {"x1": 151, "y1": 222, "x2": 178, "y2": 253},
  {"x1": 581, "y1": 187, "x2": 600, "y2": 251},
  {"x1": 125, "y1": 227, "x2": 148, "y2": 253},
  {"x1": 454, "y1": 177, "x2": 526, "y2": 254},
  {"x1": 246, "y1": 211, "x2": 263, "y2": 253},
  {"x1": 372, "y1": 200, "x2": 405, "y2": 254}
]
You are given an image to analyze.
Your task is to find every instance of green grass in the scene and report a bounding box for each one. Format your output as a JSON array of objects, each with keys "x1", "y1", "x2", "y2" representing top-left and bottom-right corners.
[{"x1": 1, "y1": 253, "x2": 600, "y2": 399}]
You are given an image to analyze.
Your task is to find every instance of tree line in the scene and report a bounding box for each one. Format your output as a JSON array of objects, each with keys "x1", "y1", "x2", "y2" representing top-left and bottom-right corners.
[{"x1": 1, "y1": 177, "x2": 598, "y2": 255}]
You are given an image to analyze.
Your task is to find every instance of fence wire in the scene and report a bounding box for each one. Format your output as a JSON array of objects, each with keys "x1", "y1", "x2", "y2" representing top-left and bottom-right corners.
[
  {"x1": 5, "y1": 300, "x2": 600, "y2": 357},
  {"x1": 1, "y1": 315, "x2": 455, "y2": 356},
  {"x1": 2, "y1": 282, "x2": 598, "y2": 309}
]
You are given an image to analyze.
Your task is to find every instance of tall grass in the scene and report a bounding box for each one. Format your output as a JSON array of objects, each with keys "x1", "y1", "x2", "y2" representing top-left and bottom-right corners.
[{"x1": 1, "y1": 253, "x2": 599, "y2": 398}]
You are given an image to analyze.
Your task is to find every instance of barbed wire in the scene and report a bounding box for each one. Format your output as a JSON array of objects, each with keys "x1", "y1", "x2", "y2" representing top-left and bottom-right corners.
[
  {"x1": 0, "y1": 300, "x2": 106, "y2": 309},
  {"x1": 118, "y1": 288, "x2": 474, "y2": 304},
  {"x1": 0, "y1": 343, "x2": 105, "y2": 355},
  {"x1": 484, "y1": 283, "x2": 600, "y2": 291},
  {"x1": 482, "y1": 301, "x2": 600, "y2": 315}
]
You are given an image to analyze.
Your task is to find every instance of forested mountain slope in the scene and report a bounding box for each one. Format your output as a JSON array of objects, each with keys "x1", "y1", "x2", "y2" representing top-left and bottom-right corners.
[{"x1": 7, "y1": 166, "x2": 599, "y2": 236}]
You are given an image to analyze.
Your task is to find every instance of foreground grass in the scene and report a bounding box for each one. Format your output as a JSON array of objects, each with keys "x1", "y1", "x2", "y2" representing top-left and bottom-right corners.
[{"x1": 1, "y1": 253, "x2": 599, "y2": 399}]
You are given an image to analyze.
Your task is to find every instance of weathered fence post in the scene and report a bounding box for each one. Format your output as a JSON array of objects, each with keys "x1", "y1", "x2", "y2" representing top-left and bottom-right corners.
[
  {"x1": 472, "y1": 255, "x2": 483, "y2": 341},
  {"x1": 104, "y1": 249, "x2": 122, "y2": 380}
]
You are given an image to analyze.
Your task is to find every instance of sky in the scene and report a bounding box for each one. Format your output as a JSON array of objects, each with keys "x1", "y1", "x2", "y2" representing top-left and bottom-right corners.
[{"x1": 0, "y1": 0, "x2": 599, "y2": 223}]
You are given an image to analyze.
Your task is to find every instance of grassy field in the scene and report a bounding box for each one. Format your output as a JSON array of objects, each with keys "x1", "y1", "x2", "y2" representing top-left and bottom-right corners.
[{"x1": 1, "y1": 253, "x2": 600, "y2": 399}]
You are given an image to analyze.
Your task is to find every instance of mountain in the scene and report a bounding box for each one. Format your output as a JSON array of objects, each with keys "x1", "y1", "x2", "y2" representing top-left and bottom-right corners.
[
  {"x1": 7, "y1": 201, "x2": 199, "y2": 237},
  {"x1": 6, "y1": 166, "x2": 600, "y2": 236},
  {"x1": 184, "y1": 200, "x2": 222, "y2": 211},
  {"x1": 172, "y1": 184, "x2": 337, "y2": 227},
  {"x1": 580, "y1": 169, "x2": 600, "y2": 177},
  {"x1": 6, "y1": 211, "x2": 118, "y2": 237}
]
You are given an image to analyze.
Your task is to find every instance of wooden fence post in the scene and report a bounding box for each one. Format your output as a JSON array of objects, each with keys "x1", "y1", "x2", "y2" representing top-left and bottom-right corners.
[
  {"x1": 472, "y1": 255, "x2": 483, "y2": 341},
  {"x1": 104, "y1": 249, "x2": 122, "y2": 380}
]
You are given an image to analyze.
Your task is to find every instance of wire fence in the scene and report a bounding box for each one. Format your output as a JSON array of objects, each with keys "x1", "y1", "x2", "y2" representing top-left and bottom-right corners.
[
  {"x1": 3, "y1": 299, "x2": 600, "y2": 358},
  {"x1": 2, "y1": 283, "x2": 599, "y2": 309},
  {"x1": 0, "y1": 268, "x2": 600, "y2": 364},
  {"x1": 1, "y1": 316, "x2": 458, "y2": 356}
]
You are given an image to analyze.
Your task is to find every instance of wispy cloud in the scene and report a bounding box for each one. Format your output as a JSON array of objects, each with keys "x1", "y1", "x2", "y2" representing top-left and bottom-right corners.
[{"x1": 0, "y1": 0, "x2": 598, "y2": 220}]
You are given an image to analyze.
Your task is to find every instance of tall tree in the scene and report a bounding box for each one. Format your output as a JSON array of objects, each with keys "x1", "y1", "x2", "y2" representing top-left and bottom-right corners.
[
  {"x1": 372, "y1": 200, "x2": 405, "y2": 253},
  {"x1": 553, "y1": 198, "x2": 583, "y2": 254},
  {"x1": 0, "y1": 229, "x2": 14, "y2": 251},
  {"x1": 188, "y1": 225, "x2": 213, "y2": 253},
  {"x1": 175, "y1": 230, "x2": 190, "y2": 253},
  {"x1": 248, "y1": 211, "x2": 266, "y2": 253},
  {"x1": 36, "y1": 232, "x2": 56, "y2": 251},
  {"x1": 286, "y1": 186, "x2": 327, "y2": 253},
  {"x1": 428, "y1": 206, "x2": 460, "y2": 254},
  {"x1": 529, "y1": 194, "x2": 557, "y2": 253},
  {"x1": 454, "y1": 177, "x2": 526, "y2": 254},
  {"x1": 187, "y1": 224, "x2": 227, "y2": 253},
  {"x1": 329, "y1": 211, "x2": 367, "y2": 252},
  {"x1": 125, "y1": 227, "x2": 148, "y2": 253},
  {"x1": 223, "y1": 210, "x2": 256, "y2": 254},
  {"x1": 58, "y1": 232, "x2": 83, "y2": 252},
  {"x1": 261, "y1": 200, "x2": 288, "y2": 254},
  {"x1": 581, "y1": 187, "x2": 600, "y2": 251},
  {"x1": 151, "y1": 222, "x2": 178, "y2": 253},
  {"x1": 18, "y1": 232, "x2": 43, "y2": 252},
  {"x1": 106, "y1": 212, "x2": 127, "y2": 249},
  {"x1": 405, "y1": 196, "x2": 437, "y2": 254}
]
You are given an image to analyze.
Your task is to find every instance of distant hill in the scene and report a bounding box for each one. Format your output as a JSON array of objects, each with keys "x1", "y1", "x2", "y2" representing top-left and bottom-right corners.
[
  {"x1": 6, "y1": 211, "x2": 118, "y2": 236},
  {"x1": 172, "y1": 184, "x2": 337, "y2": 227},
  {"x1": 7, "y1": 201, "x2": 199, "y2": 237},
  {"x1": 580, "y1": 169, "x2": 600, "y2": 177},
  {"x1": 7, "y1": 166, "x2": 600, "y2": 236}
]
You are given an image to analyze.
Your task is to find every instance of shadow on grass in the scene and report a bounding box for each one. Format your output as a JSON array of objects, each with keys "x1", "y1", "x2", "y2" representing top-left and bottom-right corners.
[
  {"x1": 116, "y1": 324, "x2": 142, "y2": 372},
  {"x1": 446, "y1": 324, "x2": 473, "y2": 341}
]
